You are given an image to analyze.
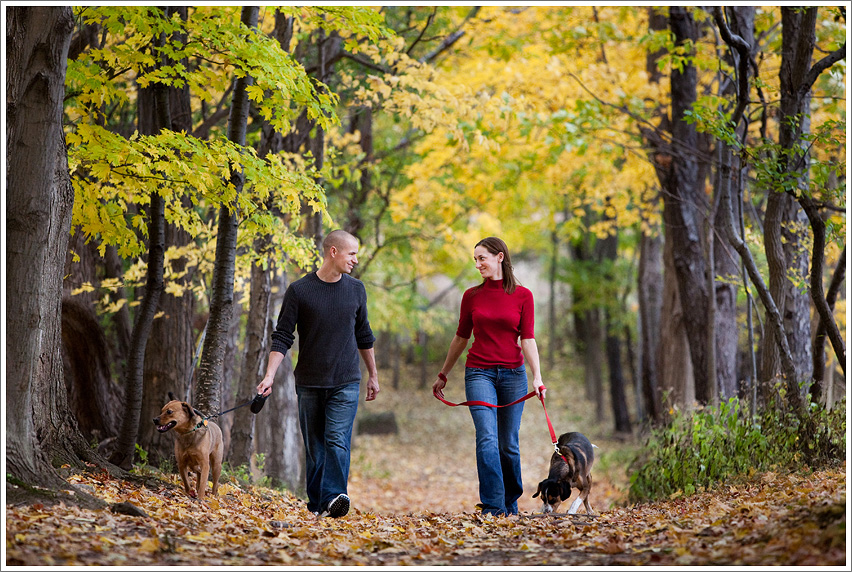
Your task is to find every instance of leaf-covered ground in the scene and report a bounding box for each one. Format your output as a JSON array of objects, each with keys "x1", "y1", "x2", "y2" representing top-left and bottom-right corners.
[
  {"x1": 4, "y1": 465, "x2": 847, "y2": 566},
  {"x1": 5, "y1": 373, "x2": 848, "y2": 566}
]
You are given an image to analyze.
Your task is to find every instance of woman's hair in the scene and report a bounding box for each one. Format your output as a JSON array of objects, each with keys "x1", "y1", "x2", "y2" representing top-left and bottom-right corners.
[{"x1": 474, "y1": 236, "x2": 518, "y2": 294}]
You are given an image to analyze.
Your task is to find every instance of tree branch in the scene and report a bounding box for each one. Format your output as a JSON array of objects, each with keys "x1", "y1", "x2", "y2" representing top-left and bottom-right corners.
[
  {"x1": 712, "y1": 6, "x2": 751, "y2": 125},
  {"x1": 799, "y1": 43, "x2": 846, "y2": 99}
]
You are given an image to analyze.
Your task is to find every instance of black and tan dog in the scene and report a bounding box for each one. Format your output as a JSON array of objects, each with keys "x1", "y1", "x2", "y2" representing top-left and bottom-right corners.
[
  {"x1": 532, "y1": 431, "x2": 596, "y2": 515},
  {"x1": 154, "y1": 392, "x2": 223, "y2": 500}
]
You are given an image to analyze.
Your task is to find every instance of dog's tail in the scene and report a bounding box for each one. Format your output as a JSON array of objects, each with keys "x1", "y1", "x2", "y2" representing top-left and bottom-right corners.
[{"x1": 592, "y1": 444, "x2": 600, "y2": 449}]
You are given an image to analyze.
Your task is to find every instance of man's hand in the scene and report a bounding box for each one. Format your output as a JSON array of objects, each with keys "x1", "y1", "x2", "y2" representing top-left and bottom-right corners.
[
  {"x1": 256, "y1": 376, "x2": 273, "y2": 398},
  {"x1": 365, "y1": 376, "x2": 380, "y2": 401}
]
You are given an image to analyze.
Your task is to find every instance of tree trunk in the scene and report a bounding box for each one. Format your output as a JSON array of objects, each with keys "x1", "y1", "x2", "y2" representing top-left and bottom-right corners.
[
  {"x1": 62, "y1": 234, "x2": 123, "y2": 446},
  {"x1": 240, "y1": 10, "x2": 305, "y2": 485},
  {"x1": 255, "y1": 269, "x2": 305, "y2": 493},
  {"x1": 109, "y1": 13, "x2": 173, "y2": 468},
  {"x1": 640, "y1": 6, "x2": 688, "y2": 417},
  {"x1": 760, "y1": 8, "x2": 821, "y2": 396},
  {"x1": 711, "y1": 6, "x2": 802, "y2": 413},
  {"x1": 6, "y1": 5, "x2": 81, "y2": 489},
  {"x1": 660, "y1": 239, "x2": 695, "y2": 409},
  {"x1": 605, "y1": 314, "x2": 632, "y2": 434},
  {"x1": 713, "y1": 6, "x2": 756, "y2": 402},
  {"x1": 637, "y1": 203, "x2": 664, "y2": 422},
  {"x1": 229, "y1": 260, "x2": 269, "y2": 468},
  {"x1": 600, "y1": 206, "x2": 631, "y2": 433},
  {"x1": 195, "y1": 6, "x2": 259, "y2": 415},
  {"x1": 777, "y1": 7, "x2": 847, "y2": 383},
  {"x1": 812, "y1": 249, "x2": 845, "y2": 403},
  {"x1": 61, "y1": 298, "x2": 122, "y2": 445},
  {"x1": 664, "y1": 6, "x2": 711, "y2": 406},
  {"x1": 138, "y1": 7, "x2": 196, "y2": 466}
]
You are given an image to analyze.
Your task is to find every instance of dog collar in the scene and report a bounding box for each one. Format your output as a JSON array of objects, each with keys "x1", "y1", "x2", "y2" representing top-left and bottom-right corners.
[{"x1": 188, "y1": 418, "x2": 208, "y2": 433}]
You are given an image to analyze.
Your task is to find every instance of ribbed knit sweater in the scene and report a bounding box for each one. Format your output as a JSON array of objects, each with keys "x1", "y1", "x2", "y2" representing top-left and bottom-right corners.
[
  {"x1": 270, "y1": 272, "x2": 375, "y2": 388},
  {"x1": 456, "y1": 278, "x2": 535, "y2": 369}
]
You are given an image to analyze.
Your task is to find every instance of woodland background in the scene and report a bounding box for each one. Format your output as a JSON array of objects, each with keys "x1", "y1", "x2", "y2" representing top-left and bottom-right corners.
[{"x1": 4, "y1": 4, "x2": 848, "y2": 555}]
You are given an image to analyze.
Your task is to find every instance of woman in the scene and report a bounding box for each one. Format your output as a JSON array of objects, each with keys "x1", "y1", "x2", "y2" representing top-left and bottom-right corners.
[{"x1": 432, "y1": 236, "x2": 545, "y2": 516}]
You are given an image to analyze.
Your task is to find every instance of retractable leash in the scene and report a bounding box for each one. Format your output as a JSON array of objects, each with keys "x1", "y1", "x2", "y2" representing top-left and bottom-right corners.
[
  {"x1": 201, "y1": 392, "x2": 269, "y2": 422},
  {"x1": 433, "y1": 376, "x2": 569, "y2": 464}
]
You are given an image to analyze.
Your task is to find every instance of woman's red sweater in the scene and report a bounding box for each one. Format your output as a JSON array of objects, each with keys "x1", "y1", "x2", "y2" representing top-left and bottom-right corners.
[{"x1": 456, "y1": 278, "x2": 535, "y2": 369}]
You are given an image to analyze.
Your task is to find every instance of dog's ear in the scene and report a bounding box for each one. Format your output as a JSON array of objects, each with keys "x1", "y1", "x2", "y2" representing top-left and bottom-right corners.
[
  {"x1": 168, "y1": 391, "x2": 177, "y2": 402},
  {"x1": 181, "y1": 402, "x2": 195, "y2": 418},
  {"x1": 560, "y1": 481, "x2": 572, "y2": 501},
  {"x1": 532, "y1": 481, "x2": 544, "y2": 498}
]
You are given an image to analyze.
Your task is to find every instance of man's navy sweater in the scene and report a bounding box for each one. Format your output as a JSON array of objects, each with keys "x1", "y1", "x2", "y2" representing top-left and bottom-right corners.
[{"x1": 270, "y1": 272, "x2": 375, "y2": 388}]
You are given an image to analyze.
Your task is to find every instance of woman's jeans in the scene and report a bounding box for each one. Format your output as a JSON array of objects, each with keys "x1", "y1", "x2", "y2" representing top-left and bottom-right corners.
[
  {"x1": 296, "y1": 382, "x2": 360, "y2": 513},
  {"x1": 465, "y1": 366, "x2": 527, "y2": 515}
]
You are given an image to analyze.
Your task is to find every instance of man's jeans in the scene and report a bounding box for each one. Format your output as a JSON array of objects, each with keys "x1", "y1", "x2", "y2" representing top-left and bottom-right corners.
[
  {"x1": 464, "y1": 366, "x2": 527, "y2": 515},
  {"x1": 296, "y1": 382, "x2": 360, "y2": 513}
]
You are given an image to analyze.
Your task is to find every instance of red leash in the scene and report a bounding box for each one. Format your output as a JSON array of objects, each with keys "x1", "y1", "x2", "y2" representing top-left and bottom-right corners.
[
  {"x1": 537, "y1": 391, "x2": 569, "y2": 463},
  {"x1": 433, "y1": 382, "x2": 568, "y2": 463},
  {"x1": 432, "y1": 389, "x2": 538, "y2": 409}
]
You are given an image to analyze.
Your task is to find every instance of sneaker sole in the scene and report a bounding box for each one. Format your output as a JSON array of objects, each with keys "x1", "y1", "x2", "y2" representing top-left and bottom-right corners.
[{"x1": 324, "y1": 494, "x2": 350, "y2": 518}]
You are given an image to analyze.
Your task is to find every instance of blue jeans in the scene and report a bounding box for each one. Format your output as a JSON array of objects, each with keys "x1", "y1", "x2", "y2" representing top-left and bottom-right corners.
[
  {"x1": 465, "y1": 366, "x2": 527, "y2": 515},
  {"x1": 296, "y1": 382, "x2": 360, "y2": 513}
]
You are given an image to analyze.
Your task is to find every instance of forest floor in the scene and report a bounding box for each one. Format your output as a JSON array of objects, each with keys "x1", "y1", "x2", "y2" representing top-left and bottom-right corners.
[{"x1": 4, "y1": 365, "x2": 849, "y2": 567}]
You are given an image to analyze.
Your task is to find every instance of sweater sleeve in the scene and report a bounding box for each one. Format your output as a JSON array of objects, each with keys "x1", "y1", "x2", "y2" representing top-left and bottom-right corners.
[
  {"x1": 354, "y1": 281, "x2": 375, "y2": 350},
  {"x1": 455, "y1": 288, "x2": 474, "y2": 339},
  {"x1": 270, "y1": 284, "x2": 298, "y2": 354},
  {"x1": 519, "y1": 287, "x2": 535, "y2": 340}
]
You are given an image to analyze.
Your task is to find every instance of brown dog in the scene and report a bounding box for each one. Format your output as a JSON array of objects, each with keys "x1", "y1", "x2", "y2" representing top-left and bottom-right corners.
[
  {"x1": 532, "y1": 431, "x2": 596, "y2": 515},
  {"x1": 153, "y1": 392, "x2": 223, "y2": 499}
]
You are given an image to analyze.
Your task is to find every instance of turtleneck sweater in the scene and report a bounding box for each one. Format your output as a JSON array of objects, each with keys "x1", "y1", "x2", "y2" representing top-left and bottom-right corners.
[{"x1": 455, "y1": 278, "x2": 535, "y2": 369}]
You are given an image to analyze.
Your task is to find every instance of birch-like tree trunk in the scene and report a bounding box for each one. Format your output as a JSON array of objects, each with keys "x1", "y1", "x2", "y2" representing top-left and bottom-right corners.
[{"x1": 195, "y1": 6, "x2": 259, "y2": 415}]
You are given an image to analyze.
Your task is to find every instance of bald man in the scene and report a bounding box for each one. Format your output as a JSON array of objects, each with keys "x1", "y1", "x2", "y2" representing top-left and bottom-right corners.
[{"x1": 258, "y1": 230, "x2": 380, "y2": 518}]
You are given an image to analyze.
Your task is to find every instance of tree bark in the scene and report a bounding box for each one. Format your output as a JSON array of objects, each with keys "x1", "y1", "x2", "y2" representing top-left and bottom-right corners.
[
  {"x1": 109, "y1": 10, "x2": 173, "y2": 468},
  {"x1": 640, "y1": 7, "x2": 693, "y2": 415},
  {"x1": 255, "y1": 269, "x2": 305, "y2": 492},
  {"x1": 61, "y1": 297, "x2": 121, "y2": 444},
  {"x1": 195, "y1": 6, "x2": 259, "y2": 415},
  {"x1": 777, "y1": 7, "x2": 847, "y2": 381},
  {"x1": 713, "y1": 6, "x2": 756, "y2": 402},
  {"x1": 812, "y1": 248, "x2": 845, "y2": 403},
  {"x1": 61, "y1": 233, "x2": 123, "y2": 446},
  {"x1": 660, "y1": 237, "x2": 695, "y2": 409},
  {"x1": 137, "y1": 7, "x2": 196, "y2": 466},
  {"x1": 664, "y1": 6, "x2": 711, "y2": 405},
  {"x1": 637, "y1": 218, "x2": 663, "y2": 421},
  {"x1": 6, "y1": 5, "x2": 81, "y2": 489},
  {"x1": 228, "y1": 261, "x2": 269, "y2": 468},
  {"x1": 760, "y1": 8, "x2": 820, "y2": 395},
  {"x1": 600, "y1": 218, "x2": 631, "y2": 434},
  {"x1": 240, "y1": 10, "x2": 305, "y2": 487}
]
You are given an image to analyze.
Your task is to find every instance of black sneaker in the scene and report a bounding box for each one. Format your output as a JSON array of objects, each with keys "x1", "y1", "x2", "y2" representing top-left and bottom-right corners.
[{"x1": 321, "y1": 494, "x2": 350, "y2": 518}]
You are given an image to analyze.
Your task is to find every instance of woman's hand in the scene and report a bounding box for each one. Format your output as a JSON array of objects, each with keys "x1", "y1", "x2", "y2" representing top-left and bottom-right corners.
[
  {"x1": 532, "y1": 377, "x2": 546, "y2": 400},
  {"x1": 432, "y1": 372, "x2": 448, "y2": 399}
]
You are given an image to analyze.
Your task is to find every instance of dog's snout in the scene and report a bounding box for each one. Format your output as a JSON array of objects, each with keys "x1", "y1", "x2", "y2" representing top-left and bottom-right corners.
[{"x1": 153, "y1": 416, "x2": 160, "y2": 425}]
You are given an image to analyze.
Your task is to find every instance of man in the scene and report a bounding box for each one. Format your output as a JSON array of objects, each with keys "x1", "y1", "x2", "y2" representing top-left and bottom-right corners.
[{"x1": 257, "y1": 229, "x2": 380, "y2": 518}]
